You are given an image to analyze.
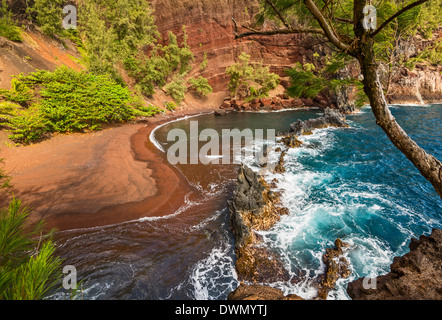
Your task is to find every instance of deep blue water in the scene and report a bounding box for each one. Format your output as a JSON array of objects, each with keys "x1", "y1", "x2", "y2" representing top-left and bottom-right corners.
[
  {"x1": 53, "y1": 105, "x2": 441, "y2": 300},
  {"x1": 251, "y1": 105, "x2": 442, "y2": 298},
  {"x1": 154, "y1": 105, "x2": 442, "y2": 299}
]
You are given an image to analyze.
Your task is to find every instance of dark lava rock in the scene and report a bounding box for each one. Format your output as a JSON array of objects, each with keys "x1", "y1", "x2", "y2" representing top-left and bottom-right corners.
[
  {"x1": 228, "y1": 283, "x2": 304, "y2": 300},
  {"x1": 347, "y1": 229, "x2": 442, "y2": 300},
  {"x1": 289, "y1": 108, "x2": 349, "y2": 136},
  {"x1": 227, "y1": 165, "x2": 290, "y2": 283}
]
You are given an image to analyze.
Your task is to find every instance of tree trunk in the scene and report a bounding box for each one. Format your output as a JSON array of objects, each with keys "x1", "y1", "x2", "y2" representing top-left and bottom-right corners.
[{"x1": 357, "y1": 38, "x2": 442, "y2": 198}]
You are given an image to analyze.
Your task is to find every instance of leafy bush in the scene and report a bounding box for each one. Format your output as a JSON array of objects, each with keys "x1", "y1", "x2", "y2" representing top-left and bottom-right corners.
[
  {"x1": 132, "y1": 104, "x2": 163, "y2": 117},
  {"x1": 0, "y1": 0, "x2": 22, "y2": 42},
  {"x1": 5, "y1": 67, "x2": 138, "y2": 143},
  {"x1": 164, "y1": 74, "x2": 187, "y2": 105},
  {"x1": 30, "y1": 0, "x2": 64, "y2": 37},
  {"x1": 125, "y1": 27, "x2": 195, "y2": 97},
  {"x1": 164, "y1": 101, "x2": 177, "y2": 111},
  {"x1": 7, "y1": 106, "x2": 48, "y2": 144},
  {"x1": 188, "y1": 76, "x2": 213, "y2": 97},
  {"x1": 0, "y1": 198, "x2": 62, "y2": 300},
  {"x1": 0, "y1": 79, "x2": 34, "y2": 107},
  {"x1": 226, "y1": 52, "x2": 279, "y2": 98}
]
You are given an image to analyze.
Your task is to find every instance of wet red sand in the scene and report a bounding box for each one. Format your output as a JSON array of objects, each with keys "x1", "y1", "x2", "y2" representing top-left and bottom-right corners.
[{"x1": 0, "y1": 110, "x2": 212, "y2": 231}]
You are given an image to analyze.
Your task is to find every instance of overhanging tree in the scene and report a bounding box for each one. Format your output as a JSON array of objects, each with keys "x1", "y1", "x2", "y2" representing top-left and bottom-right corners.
[{"x1": 234, "y1": 0, "x2": 442, "y2": 198}]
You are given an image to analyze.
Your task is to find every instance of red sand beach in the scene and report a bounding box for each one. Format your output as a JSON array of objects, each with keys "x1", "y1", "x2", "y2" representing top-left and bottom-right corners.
[{"x1": 0, "y1": 110, "x2": 213, "y2": 231}]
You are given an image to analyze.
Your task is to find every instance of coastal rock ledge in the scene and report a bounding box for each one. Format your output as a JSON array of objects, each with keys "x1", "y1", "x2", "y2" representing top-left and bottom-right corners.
[
  {"x1": 347, "y1": 228, "x2": 442, "y2": 300},
  {"x1": 227, "y1": 165, "x2": 290, "y2": 284}
]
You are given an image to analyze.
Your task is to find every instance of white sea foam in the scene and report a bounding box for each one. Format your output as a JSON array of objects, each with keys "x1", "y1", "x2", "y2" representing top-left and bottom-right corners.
[
  {"x1": 189, "y1": 241, "x2": 238, "y2": 300},
  {"x1": 149, "y1": 113, "x2": 210, "y2": 152}
]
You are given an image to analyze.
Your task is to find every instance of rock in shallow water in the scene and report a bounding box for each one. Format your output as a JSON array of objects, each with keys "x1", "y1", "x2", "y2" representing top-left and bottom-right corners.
[{"x1": 227, "y1": 165, "x2": 290, "y2": 283}]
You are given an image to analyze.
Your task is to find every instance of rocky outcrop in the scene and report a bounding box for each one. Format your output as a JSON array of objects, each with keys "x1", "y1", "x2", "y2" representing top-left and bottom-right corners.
[
  {"x1": 388, "y1": 65, "x2": 442, "y2": 105},
  {"x1": 228, "y1": 283, "x2": 303, "y2": 300},
  {"x1": 228, "y1": 165, "x2": 290, "y2": 283},
  {"x1": 317, "y1": 239, "x2": 351, "y2": 300},
  {"x1": 386, "y1": 29, "x2": 442, "y2": 105},
  {"x1": 289, "y1": 108, "x2": 349, "y2": 136},
  {"x1": 220, "y1": 95, "x2": 306, "y2": 112},
  {"x1": 347, "y1": 229, "x2": 442, "y2": 300}
]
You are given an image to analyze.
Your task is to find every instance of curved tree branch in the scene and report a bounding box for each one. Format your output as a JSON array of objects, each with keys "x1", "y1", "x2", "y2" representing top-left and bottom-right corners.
[
  {"x1": 264, "y1": 0, "x2": 292, "y2": 29},
  {"x1": 233, "y1": 18, "x2": 325, "y2": 39},
  {"x1": 371, "y1": 0, "x2": 429, "y2": 37},
  {"x1": 303, "y1": 0, "x2": 352, "y2": 52}
]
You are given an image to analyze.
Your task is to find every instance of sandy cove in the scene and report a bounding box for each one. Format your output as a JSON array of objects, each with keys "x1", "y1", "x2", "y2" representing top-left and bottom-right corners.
[{"x1": 0, "y1": 109, "x2": 214, "y2": 231}]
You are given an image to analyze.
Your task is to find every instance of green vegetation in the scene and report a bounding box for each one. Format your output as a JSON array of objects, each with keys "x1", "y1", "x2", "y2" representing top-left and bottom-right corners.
[
  {"x1": 188, "y1": 76, "x2": 213, "y2": 97},
  {"x1": 164, "y1": 74, "x2": 188, "y2": 105},
  {"x1": 0, "y1": 79, "x2": 34, "y2": 107},
  {"x1": 29, "y1": 0, "x2": 64, "y2": 37},
  {"x1": 226, "y1": 52, "x2": 279, "y2": 99},
  {"x1": 164, "y1": 101, "x2": 177, "y2": 111},
  {"x1": 200, "y1": 52, "x2": 208, "y2": 72},
  {"x1": 0, "y1": 67, "x2": 155, "y2": 144},
  {"x1": 0, "y1": 0, "x2": 22, "y2": 42},
  {"x1": 405, "y1": 40, "x2": 442, "y2": 70},
  {"x1": 0, "y1": 0, "x2": 214, "y2": 146},
  {"x1": 78, "y1": 0, "x2": 158, "y2": 83},
  {"x1": 0, "y1": 197, "x2": 62, "y2": 300},
  {"x1": 77, "y1": 1, "x2": 209, "y2": 105},
  {"x1": 0, "y1": 162, "x2": 63, "y2": 300},
  {"x1": 124, "y1": 28, "x2": 195, "y2": 97},
  {"x1": 286, "y1": 54, "x2": 365, "y2": 106}
]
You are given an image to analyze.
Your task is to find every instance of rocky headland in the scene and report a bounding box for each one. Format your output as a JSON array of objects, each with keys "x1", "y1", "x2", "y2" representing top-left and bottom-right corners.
[
  {"x1": 227, "y1": 109, "x2": 353, "y2": 300},
  {"x1": 228, "y1": 164, "x2": 290, "y2": 284}
]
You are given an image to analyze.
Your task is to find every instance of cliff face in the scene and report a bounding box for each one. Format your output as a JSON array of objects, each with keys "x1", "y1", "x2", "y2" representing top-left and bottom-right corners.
[
  {"x1": 150, "y1": 0, "x2": 441, "y2": 106},
  {"x1": 386, "y1": 29, "x2": 442, "y2": 105},
  {"x1": 149, "y1": 0, "x2": 313, "y2": 93},
  {"x1": 388, "y1": 65, "x2": 442, "y2": 105}
]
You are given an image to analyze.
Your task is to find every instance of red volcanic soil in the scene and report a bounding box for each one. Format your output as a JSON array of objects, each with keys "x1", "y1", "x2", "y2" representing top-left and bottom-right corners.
[{"x1": 0, "y1": 111, "x2": 211, "y2": 232}]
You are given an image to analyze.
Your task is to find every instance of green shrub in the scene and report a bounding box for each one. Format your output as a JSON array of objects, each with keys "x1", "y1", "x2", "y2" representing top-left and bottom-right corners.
[
  {"x1": 0, "y1": 79, "x2": 34, "y2": 107},
  {"x1": 164, "y1": 74, "x2": 187, "y2": 105},
  {"x1": 7, "y1": 106, "x2": 48, "y2": 144},
  {"x1": 226, "y1": 52, "x2": 279, "y2": 98},
  {"x1": 125, "y1": 27, "x2": 195, "y2": 97},
  {"x1": 132, "y1": 104, "x2": 163, "y2": 117},
  {"x1": 188, "y1": 76, "x2": 213, "y2": 97},
  {"x1": 164, "y1": 101, "x2": 177, "y2": 111},
  {"x1": 0, "y1": 0, "x2": 22, "y2": 42},
  {"x1": 6, "y1": 67, "x2": 138, "y2": 143},
  {"x1": 30, "y1": 0, "x2": 64, "y2": 37}
]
